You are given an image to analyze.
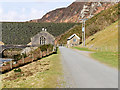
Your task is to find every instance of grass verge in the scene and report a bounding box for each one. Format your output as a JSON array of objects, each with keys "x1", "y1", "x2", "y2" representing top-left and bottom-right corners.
[
  {"x1": 73, "y1": 47, "x2": 92, "y2": 51},
  {"x1": 2, "y1": 49, "x2": 64, "y2": 88},
  {"x1": 91, "y1": 52, "x2": 118, "y2": 68},
  {"x1": 41, "y1": 50, "x2": 65, "y2": 88},
  {"x1": 73, "y1": 47, "x2": 118, "y2": 68}
]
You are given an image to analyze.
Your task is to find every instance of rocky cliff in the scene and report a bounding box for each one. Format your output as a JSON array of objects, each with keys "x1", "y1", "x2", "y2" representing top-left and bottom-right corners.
[{"x1": 29, "y1": 2, "x2": 115, "y2": 23}]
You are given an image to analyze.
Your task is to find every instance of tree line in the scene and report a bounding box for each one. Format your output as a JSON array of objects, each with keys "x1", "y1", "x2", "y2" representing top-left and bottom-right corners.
[{"x1": 2, "y1": 22, "x2": 79, "y2": 45}]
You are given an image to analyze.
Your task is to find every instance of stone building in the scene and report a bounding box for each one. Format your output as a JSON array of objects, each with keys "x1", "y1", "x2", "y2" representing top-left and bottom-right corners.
[
  {"x1": 67, "y1": 34, "x2": 80, "y2": 47},
  {"x1": 31, "y1": 31, "x2": 55, "y2": 46}
]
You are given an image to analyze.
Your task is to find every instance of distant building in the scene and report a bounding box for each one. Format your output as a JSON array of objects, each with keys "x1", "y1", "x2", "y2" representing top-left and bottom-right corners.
[
  {"x1": 27, "y1": 42, "x2": 32, "y2": 46},
  {"x1": 0, "y1": 41, "x2": 4, "y2": 45},
  {"x1": 31, "y1": 31, "x2": 55, "y2": 46},
  {"x1": 67, "y1": 34, "x2": 80, "y2": 47}
]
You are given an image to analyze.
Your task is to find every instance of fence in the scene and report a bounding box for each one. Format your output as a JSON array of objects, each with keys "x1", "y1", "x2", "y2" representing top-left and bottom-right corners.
[
  {"x1": 92, "y1": 46, "x2": 118, "y2": 52},
  {"x1": 1, "y1": 46, "x2": 57, "y2": 73}
]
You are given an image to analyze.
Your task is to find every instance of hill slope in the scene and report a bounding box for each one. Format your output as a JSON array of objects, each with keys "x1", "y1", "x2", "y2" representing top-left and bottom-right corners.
[
  {"x1": 58, "y1": 3, "x2": 119, "y2": 44},
  {"x1": 84, "y1": 20, "x2": 118, "y2": 52},
  {"x1": 29, "y1": 2, "x2": 114, "y2": 23},
  {"x1": 74, "y1": 21, "x2": 118, "y2": 68}
]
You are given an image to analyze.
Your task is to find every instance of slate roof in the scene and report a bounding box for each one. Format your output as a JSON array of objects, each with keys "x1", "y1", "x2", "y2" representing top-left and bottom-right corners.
[
  {"x1": 31, "y1": 31, "x2": 55, "y2": 40},
  {"x1": 67, "y1": 34, "x2": 80, "y2": 40}
]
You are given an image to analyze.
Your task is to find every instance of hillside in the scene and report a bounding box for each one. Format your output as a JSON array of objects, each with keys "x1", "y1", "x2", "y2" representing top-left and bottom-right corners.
[
  {"x1": 58, "y1": 3, "x2": 119, "y2": 44},
  {"x1": 74, "y1": 21, "x2": 118, "y2": 68},
  {"x1": 85, "y1": 21, "x2": 118, "y2": 68},
  {"x1": 29, "y1": 2, "x2": 115, "y2": 23},
  {"x1": 2, "y1": 23, "x2": 79, "y2": 45},
  {"x1": 83, "y1": 20, "x2": 118, "y2": 52}
]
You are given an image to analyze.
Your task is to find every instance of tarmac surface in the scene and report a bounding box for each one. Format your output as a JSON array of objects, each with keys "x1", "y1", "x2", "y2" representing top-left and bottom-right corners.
[{"x1": 59, "y1": 47, "x2": 118, "y2": 88}]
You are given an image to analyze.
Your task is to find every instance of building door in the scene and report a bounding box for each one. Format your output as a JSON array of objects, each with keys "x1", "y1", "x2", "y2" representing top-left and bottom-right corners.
[{"x1": 40, "y1": 36, "x2": 46, "y2": 45}]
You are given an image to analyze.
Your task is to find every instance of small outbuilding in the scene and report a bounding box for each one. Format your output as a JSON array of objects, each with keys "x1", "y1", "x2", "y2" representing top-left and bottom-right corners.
[
  {"x1": 31, "y1": 30, "x2": 55, "y2": 46},
  {"x1": 67, "y1": 34, "x2": 80, "y2": 47}
]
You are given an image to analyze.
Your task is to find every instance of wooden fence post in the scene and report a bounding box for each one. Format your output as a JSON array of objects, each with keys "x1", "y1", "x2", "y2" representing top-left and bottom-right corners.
[
  {"x1": 116, "y1": 46, "x2": 118, "y2": 52},
  {"x1": 32, "y1": 53, "x2": 34, "y2": 62},
  {"x1": 39, "y1": 50, "x2": 41, "y2": 58},
  {"x1": 106, "y1": 46, "x2": 108, "y2": 52},
  {"x1": 41, "y1": 51, "x2": 42, "y2": 58},
  {"x1": 53, "y1": 46, "x2": 55, "y2": 52},
  {"x1": 10, "y1": 60, "x2": 12, "y2": 69},
  {"x1": 47, "y1": 49, "x2": 49, "y2": 55},
  {"x1": 22, "y1": 55, "x2": 24, "y2": 64},
  {"x1": 53, "y1": 46, "x2": 54, "y2": 52},
  {"x1": 100, "y1": 47, "x2": 102, "y2": 52},
  {"x1": 22, "y1": 53, "x2": 25, "y2": 64}
]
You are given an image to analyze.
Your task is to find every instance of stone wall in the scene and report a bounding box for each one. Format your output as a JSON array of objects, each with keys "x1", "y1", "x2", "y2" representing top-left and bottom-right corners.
[
  {"x1": 31, "y1": 31, "x2": 55, "y2": 46},
  {"x1": 67, "y1": 36, "x2": 80, "y2": 47}
]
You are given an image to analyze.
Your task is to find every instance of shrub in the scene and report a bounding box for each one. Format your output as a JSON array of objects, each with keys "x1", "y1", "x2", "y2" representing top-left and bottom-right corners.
[
  {"x1": 13, "y1": 54, "x2": 22, "y2": 61},
  {"x1": 14, "y1": 68, "x2": 21, "y2": 72},
  {"x1": 22, "y1": 53, "x2": 27, "y2": 58},
  {"x1": 39, "y1": 44, "x2": 53, "y2": 52}
]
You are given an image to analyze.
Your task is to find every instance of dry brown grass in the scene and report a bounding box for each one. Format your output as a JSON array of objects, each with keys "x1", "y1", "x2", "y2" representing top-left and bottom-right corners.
[{"x1": 1, "y1": 50, "x2": 64, "y2": 88}]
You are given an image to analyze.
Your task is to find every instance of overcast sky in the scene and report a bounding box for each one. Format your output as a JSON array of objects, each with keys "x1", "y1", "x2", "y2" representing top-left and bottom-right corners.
[{"x1": 0, "y1": 0, "x2": 75, "y2": 22}]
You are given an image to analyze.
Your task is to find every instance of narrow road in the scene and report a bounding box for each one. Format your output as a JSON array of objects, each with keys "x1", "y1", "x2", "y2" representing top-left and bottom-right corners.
[{"x1": 59, "y1": 47, "x2": 118, "y2": 88}]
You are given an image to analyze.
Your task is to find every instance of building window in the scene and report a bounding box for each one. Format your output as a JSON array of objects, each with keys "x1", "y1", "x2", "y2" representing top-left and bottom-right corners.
[
  {"x1": 73, "y1": 39, "x2": 76, "y2": 42},
  {"x1": 40, "y1": 36, "x2": 46, "y2": 45}
]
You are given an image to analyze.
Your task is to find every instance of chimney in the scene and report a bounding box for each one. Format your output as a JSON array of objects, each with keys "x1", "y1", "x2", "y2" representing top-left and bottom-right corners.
[
  {"x1": 45, "y1": 29, "x2": 47, "y2": 32},
  {"x1": 42, "y1": 28, "x2": 45, "y2": 31}
]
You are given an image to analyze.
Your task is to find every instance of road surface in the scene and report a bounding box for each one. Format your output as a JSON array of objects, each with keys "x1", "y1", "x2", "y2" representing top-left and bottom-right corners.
[{"x1": 59, "y1": 47, "x2": 118, "y2": 88}]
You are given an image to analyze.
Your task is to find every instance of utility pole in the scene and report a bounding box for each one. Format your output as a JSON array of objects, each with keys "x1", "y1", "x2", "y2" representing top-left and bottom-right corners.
[
  {"x1": 83, "y1": 20, "x2": 86, "y2": 47},
  {"x1": 82, "y1": 22, "x2": 84, "y2": 47},
  {"x1": 81, "y1": 18, "x2": 87, "y2": 47}
]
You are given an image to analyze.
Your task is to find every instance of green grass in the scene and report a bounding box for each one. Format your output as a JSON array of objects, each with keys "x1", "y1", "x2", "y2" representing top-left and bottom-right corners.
[
  {"x1": 91, "y1": 52, "x2": 118, "y2": 68},
  {"x1": 41, "y1": 50, "x2": 65, "y2": 88},
  {"x1": 74, "y1": 46, "x2": 118, "y2": 68},
  {"x1": 2, "y1": 49, "x2": 65, "y2": 88},
  {"x1": 0, "y1": 76, "x2": 2, "y2": 89},
  {"x1": 72, "y1": 21, "x2": 118, "y2": 68},
  {"x1": 74, "y1": 47, "x2": 92, "y2": 51},
  {"x1": 83, "y1": 20, "x2": 118, "y2": 52}
]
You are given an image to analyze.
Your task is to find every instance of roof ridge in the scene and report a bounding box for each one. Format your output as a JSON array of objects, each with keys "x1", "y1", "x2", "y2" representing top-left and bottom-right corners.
[
  {"x1": 67, "y1": 34, "x2": 80, "y2": 40},
  {"x1": 31, "y1": 31, "x2": 55, "y2": 40}
]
